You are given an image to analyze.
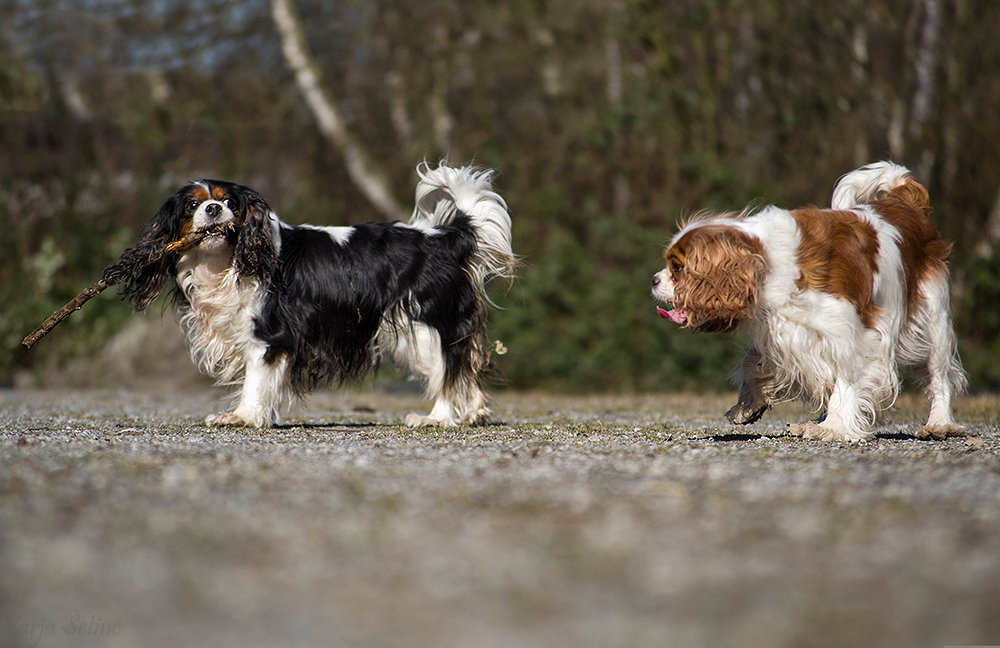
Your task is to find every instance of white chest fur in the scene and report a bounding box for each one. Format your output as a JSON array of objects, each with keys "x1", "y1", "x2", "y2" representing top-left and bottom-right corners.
[{"x1": 175, "y1": 245, "x2": 263, "y2": 385}]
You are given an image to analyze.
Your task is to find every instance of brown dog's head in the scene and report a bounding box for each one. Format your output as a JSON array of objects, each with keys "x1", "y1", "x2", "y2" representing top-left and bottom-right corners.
[{"x1": 651, "y1": 221, "x2": 766, "y2": 333}]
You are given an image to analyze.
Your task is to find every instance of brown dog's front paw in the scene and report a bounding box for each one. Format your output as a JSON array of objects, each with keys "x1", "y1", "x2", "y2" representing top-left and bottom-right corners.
[
  {"x1": 726, "y1": 402, "x2": 768, "y2": 425},
  {"x1": 787, "y1": 421, "x2": 871, "y2": 443},
  {"x1": 915, "y1": 423, "x2": 967, "y2": 441}
]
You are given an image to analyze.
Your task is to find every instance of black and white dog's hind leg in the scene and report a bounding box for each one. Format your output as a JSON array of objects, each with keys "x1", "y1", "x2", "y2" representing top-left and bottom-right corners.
[
  {"x1": 378, "y1": 320, "x2": 490, "y2": 427},
  {"x1": 381, "y1": 163, "x2": 515, "y2": 427}
]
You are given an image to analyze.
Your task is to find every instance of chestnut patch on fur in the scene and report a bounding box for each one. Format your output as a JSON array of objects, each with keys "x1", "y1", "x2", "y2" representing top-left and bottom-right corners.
[
  {"x1": 791, "y1": 207, "x2": 880, "y2": 328},
  {"x1": 177, "y1": 217, "x2": 193, "y2": 240},
  {"x1": 190, "y1": 186, "x2": 211, "y2": 203},
  {"x1": 873, "y1": 180, "x2": 951, "y2": 316}
]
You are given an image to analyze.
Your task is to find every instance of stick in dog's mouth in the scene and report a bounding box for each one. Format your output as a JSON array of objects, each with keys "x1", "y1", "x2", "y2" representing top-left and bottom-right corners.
[
  {"x1": 21, "y1": 221, "x2": 238, "y2": 349},
  {"x1": 165, "y1": 221, "x2": 237, "y2": 253}
]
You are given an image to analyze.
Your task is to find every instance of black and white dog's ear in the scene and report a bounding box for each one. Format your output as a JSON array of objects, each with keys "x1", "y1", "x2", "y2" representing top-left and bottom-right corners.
[
  {"x1": 233, "y1": 188, "x2": 278, "y2": 284},
  {"x1": 105, "y1": 190, "x2": 187, "y2": 312}
]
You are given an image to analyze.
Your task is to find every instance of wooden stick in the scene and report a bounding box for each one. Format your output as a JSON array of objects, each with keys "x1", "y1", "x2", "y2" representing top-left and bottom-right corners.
[
  {"x1": 21, "y1": 280, "x2": 110, "y2": 348},
  {"x1": 22, "y1": 225, "x2": 231, "y2": 349}
]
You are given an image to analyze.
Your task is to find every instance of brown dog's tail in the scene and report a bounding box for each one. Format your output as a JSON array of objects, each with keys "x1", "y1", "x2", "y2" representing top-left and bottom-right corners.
[
  {"x1": 884, "y1": 177, "x2": 931, "y2": 215},
  {"x1": 830, "y1": 161, "x2": 929, "y2": 213}
]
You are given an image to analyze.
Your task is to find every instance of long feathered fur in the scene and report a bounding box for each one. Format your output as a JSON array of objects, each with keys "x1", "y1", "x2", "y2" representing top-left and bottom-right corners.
[
  {"x1": 411, "y1": 162, "x2": 518, "y2": 288},
  {"x1": 124, "y1": 162, "x2": 516, "y2": 428},
  {"x1": 653, "y1": 162, "x2": 966, "y2": 442}
]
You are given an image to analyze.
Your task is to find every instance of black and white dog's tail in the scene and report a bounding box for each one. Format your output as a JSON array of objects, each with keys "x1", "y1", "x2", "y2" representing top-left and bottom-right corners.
[{"x1": 410, "y1": 162, "x2": 518, "y2": 292}]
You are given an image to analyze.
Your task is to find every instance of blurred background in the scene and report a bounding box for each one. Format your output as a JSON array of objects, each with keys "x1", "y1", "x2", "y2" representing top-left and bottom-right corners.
[{"x1": 2, "y1": 0, "x2": 999, "y2": 394}]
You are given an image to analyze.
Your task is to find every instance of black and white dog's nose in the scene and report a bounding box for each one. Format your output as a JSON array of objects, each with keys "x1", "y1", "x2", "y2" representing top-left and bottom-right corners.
[{"x1": 205, "y1": 202, "x2": 222, "y2": 218}]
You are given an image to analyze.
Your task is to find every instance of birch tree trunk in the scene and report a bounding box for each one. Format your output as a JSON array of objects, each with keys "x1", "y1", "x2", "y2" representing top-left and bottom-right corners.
[
  {"x1": 606, "y1": 1, "x2": 628, "y2": 216},
  {"x1": 430, "y1": 56, "x2": 454, "y2": 155},
  {"x1": 386, "y1": 68, "x2": 414, "y2": 149},
  {"x1": 910, "y1": 0, "x2": 941, "y2": 181},
  {"x1": 975, "y1": 184, "x2": 1000, "y2": 258},
  {"x1": 850, "y1": 4, "x2": 870, "y2": 167},
  {"x1": 941, "y1": 0, "x2": 969, "y2": 209},
  {"x1": 271, "y1": 0, "x2": 408, "y2": 221}
]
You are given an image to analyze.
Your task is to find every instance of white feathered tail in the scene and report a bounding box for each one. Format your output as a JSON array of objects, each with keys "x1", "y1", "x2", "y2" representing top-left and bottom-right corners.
[
  {"x1": 410, "y1": 162, "x2": 517, "y2": 292},
  {"x1": 831, "y1": 161, "x2": 914, "y2": 209}
]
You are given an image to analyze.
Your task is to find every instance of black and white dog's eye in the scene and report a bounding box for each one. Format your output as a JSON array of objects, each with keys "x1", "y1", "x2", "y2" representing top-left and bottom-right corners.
[
  {"x1": 223, "y1": 199, "x2": 232, "y2": 209},
  {"x1": 187, "y1": 200, "x2": 200, "y2": 211}
]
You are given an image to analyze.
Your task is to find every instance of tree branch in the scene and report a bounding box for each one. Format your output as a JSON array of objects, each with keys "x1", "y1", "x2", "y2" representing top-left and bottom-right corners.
[{"x1": 270, "y1": 0, "x2": 408, "y2": 221}]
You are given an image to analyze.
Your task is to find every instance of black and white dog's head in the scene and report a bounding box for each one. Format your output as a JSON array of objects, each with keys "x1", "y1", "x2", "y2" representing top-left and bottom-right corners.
[{"x1": 117, "y1": 179, "x2": 278, "y2": 311}]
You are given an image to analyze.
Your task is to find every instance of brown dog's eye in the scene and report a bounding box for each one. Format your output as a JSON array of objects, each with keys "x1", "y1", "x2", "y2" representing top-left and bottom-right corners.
[{"x1": 671, "y1": 262, "x2": 683, "y2": 274}]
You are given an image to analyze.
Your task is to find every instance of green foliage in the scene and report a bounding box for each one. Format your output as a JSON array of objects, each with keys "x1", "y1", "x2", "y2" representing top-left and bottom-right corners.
[
  {"x1": 0, "y1": 200, "x2": 136, "y2": 382},
  {"x1": 955, "y1": 252, "x2": 1000, "y2": 391},
  {"x1": 3, "y1": 0, "x2": 1000, "y2": 395}
]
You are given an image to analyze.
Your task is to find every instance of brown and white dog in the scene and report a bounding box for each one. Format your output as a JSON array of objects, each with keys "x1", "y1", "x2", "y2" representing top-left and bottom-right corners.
[{"x1": 652, "y1": 162, "x2": 966, "y2": 442}]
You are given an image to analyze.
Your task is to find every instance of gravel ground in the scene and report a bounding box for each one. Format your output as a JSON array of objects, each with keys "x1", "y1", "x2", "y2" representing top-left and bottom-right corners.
[{"x1": 1, "y1": 387, "x2": 999, "y2": 648}]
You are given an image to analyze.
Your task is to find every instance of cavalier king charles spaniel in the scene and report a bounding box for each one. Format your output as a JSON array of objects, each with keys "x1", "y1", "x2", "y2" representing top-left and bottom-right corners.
[
  {"x1": 652, "y1": 162, "x2": 966, "y2": 442},
  {"x1": 118, "y1": 163, "x2": 516, "y2": 428}
]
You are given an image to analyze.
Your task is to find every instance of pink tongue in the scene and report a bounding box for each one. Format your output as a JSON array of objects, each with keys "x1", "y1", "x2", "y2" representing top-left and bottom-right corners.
[{"x1": 656, "y1": 307, "x2": 687, "y2": 324}]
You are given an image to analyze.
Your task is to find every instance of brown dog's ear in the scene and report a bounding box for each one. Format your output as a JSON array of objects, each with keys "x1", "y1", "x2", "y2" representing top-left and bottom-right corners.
[{"x1": 676, "y1": 226, "x2": 765, "y2": 329}]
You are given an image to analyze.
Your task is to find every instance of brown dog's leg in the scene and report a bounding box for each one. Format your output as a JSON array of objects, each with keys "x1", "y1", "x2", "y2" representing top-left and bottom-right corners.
[{"x1": 726, "y1": 344, "x2": 774, "y2": 425}]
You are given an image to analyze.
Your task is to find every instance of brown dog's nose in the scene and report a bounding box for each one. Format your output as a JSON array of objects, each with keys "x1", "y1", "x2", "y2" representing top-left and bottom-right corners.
[{"x1": 652, "y1": 274, "x2": 660, "y2": 287}]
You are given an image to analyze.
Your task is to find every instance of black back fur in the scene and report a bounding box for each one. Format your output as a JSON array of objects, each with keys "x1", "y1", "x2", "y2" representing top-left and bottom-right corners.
[{"x1": 255, "y1": 216, "x2": 484, "y2": 394}]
